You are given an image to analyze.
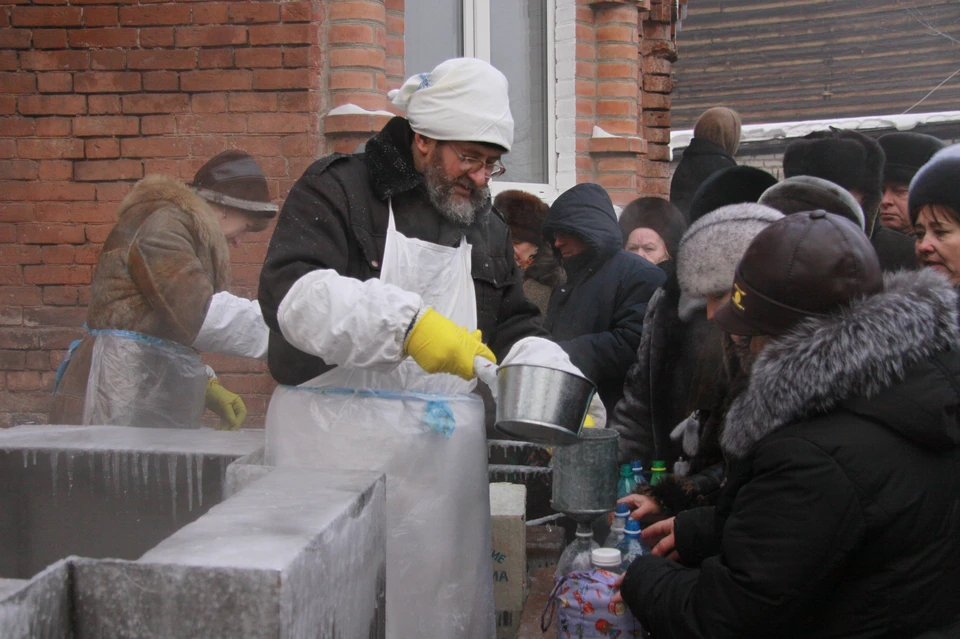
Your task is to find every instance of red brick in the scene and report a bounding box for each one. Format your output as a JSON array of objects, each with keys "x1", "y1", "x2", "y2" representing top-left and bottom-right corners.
[
  {"x1": 85, "y1": 223, "x2": 114, "y2": 242},
  {"x1": 17, "y1": 138, "x2": 84, "y2": 159},
  {"x1": 220, "y1": 135, "x2": 281, "y2": 158},
  {"x1": 0, "y1": 51, "x2": 15, "y2": 73},
  {"x1": 0, "y1": 72, "x2": 35, "y2": 94},
  {"x1": 122, "y1": 93, "x2": 189, "y2": 114},
  {"x1": 21, "y1": 181, "x2": 96, "y2": 202},
  {"x1": 180, "y1": 70, "x2": 250, "y2": 92},
  {"x1": 73, "y1": 115, "x2": 139, "y2": 137},
  {"x1": 75, "y1": 244, "x2": 101, "y2": 264},
  {"x1": 19, "y1": 94, "x2": 87, "y2": 116},
  {"x1": 127, "y1": 49, "x2": 196, "y2": 70},
  {"x1": 0, "y1": 245, "x2": 41, "y2": 265},
  {"x1": 0, "y1": 139, "x2": 15, "y2": 158},
  {"x1": 0, "y1": 29, "x2": 30, "y2": 50},
  {"x1": 119, "y1": 5, "x2": 191, "y2": 26},
  {"x1": 0, "y1": 306, "x2": 22, "y2": 327},
  {"x1": 641, "y1": 92, "x2": 670, "y2": 110},
  {"x1": 278, "y1": 91, "x2": 316, "y2": 112},
  {"x1": 31, "y1": 29, "x2": 68, "y2": 49},
  {"x1": 175, "y1": 25, "x2": 246, "y2": 47},
  {"x1": 36, "y1": 72, "x2": 72, "y2": 93},
  {"x1": 0, "y1": 265, "x2": 22, "y2": 285},
  {"x1": 0, "y1": 224, "x2": 14, "y2": 243},
  {"x1": 328, "y1": 70, "x2": 375, "y2": 91},
  {"x1": 175, "y1": 114, "x2": 246, "y2": 134},
  {"x1": 23, "y1": 306, "x2": 87, "y2": 328},
  {"x1": 120, "y1": 137, "x2": 189, "y2": 158},
  {"x1": 143, "y1": 159, "x2": 180, "y2": 175},
  {"x1": 142, "y1": 71, "x2": 179, "y2": 92},
  {"x1": 34, "y1": 118, "x2": 72, "y2": 137},
  {"x1": 643, "y1": 57, "x2": 672, "y2": 76},
  {"x1": 74, "y1": 159, "x2": 143, "y2": 181},
  {"x1": 38, "y1": 160, "x2": 73, "y2": 181},
  {"x1": 40, "y1": 245, "x2": 75, "y2": 264},
  {"x1": 90, "y1": 50, "x2": 126, "y2": 70},
  {"x1": 0, "y1": 352, "x2": 28, "y2": 372},
  {"x1": 228, "y1": 3, "x2": 278, "y2": 23},
  {"x1": 248, "y1": 112, "x2": 312, "y2": 134},
  {"x1": 385, "y1": 37, "x2": 403, "y2": 58},
  {"x1": 26, "y1": 351, "x2": 49, "y2": 371},
  {"x1": 328, "y1": 47, "x2": 384, "y2": 69},
  {"x1": 74, "y1": 71, "x2": 141, "y2": 93},
  {"x1": 0, "y1": 159, "x2": 38, "y2": 180},
  {"x1": 38, "y1": 201, "x2": 116, "y2": 223},
  {"x1": 282, "y1": 46, "x2": 310, "y2": 67},
  {"x1": 0, "y1": 287, "x2": 43, "y2": 307},
  {"x1": 197, "y1": 48, "x2": 233, "y2": 69},
  {"x1": 235, "y1": 47, "x2": 282, "y2": 68},
  {"x1": 281, "y1": 1, "x2": 312, "y2": 22},
  {"x1": 228, "y1": 92, "x2": 277, "y2": 112},
  {"x1": 11, "y1": 6, "x2": 82, "y2": 27},
  {"x1": 328, "y1": 23, "x2": 372, "y2": 45},
  {"x1": 19, "y1": 224, "x2": 86, "y2": 245},
  {"x1": 0, "y1": 96, "x2": 14, "y2": 116},
  {"x1": 329, "y1": 1, "x2": 383, "y2": 21},
  {"x1": 69, "y1": 28, "x2": 138, "y2": 48},
  {"x1": 190, "y1": 92, "x2": 226, "y2": 113},
  {"x1": 642, "y1": 75, "x2": 672, "y2": 93},
  {"x1": 192, "y1": 2, "x2": 228, "y2": 25},
  {"x1": 20, "y1": 50, "x2": 89, "y2": 71},
  {"x1": 42, "y1": 286, "x2": 78, "y2": 306},
  {"x1": 88, "y1": 94, "x2": 121, "y2": 114},
  {"x1": 140, "y1": 114, "x2": 175, "y2": 135},
  {"x1": 0, "y1": 117, "x2": 35, "y2": 137},
  {"x1": 23, "y1": 265, "x2": 91, "y2": 285},
  {"x1": 82, "y1": 6, "x2": 118, "y2": 27},
  {"x1": 139, "y1": 27, "x2": 174, "y2": 48},
  {"x1": 248, "y1": 23, "x2": 310, "y2": 45},
  {"x1": 253, "y1": 68, "x2": 313, "y2": 90}
]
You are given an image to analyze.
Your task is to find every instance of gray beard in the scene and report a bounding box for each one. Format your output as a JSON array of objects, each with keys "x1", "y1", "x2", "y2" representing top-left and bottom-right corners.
[{"x1": 422, "y1": 154, "x2": 489, "y2": 226}]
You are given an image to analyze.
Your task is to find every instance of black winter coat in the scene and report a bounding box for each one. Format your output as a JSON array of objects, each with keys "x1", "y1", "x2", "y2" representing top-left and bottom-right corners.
[
  {"x1": 542, "y1": 184, "x2": 665, "y2": 413},
  {"x1": 670, "y1": 138, "x2": 736, "y2": 219},
  {"x1": 621, "y1": 270, "x2": 960, "y2": 639},
  {"x1": 258, "y1": 117, "x2": 546, "y2": 385}
]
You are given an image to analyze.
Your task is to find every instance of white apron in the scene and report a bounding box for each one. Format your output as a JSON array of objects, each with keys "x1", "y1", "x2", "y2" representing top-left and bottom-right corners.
[{"x1": 265, "y1": 201, "x2": 496, "y2": 639}]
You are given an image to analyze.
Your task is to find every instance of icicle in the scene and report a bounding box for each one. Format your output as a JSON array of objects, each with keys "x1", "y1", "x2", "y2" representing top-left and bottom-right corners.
[
  {"x1": 87, "y1": 452, "x2": 95, "y2": 485},
  {"x1": 111, "y1": 451, "x2": 121, "y2": 497},
  {"x1": 131, "y1": 452, "x2": 140, "y2": 498},
  {"x1": 119, "y1": 451, "x2": 129, "y2": 497},
  {"x1": 167, "y1": 454, "x2": 179, "y2": 516},
  {"x1": 31, "y1": 449, "x2": 37, "y2": 466},
  {"x1": 22, "y1": 450, "x2": 28, "y2": 468},
  {"x1": 102, "y1": 451, "x2": 112, "y2": 494},
  {"x1": 185, "y1": 453, "x2": 194, "y2": 512},
  {"x1": 196, "y1": 454, "x2": 204, "y2": 508},
  {"x1": 141, "y1": 452, "x2": 150, "y2": 490},
  {"x1": 50, "y1": 450, "x2": 59, "y2": 497},
  {"x1": 66, "y1": 453, "x2": 75, "y2": 496}
]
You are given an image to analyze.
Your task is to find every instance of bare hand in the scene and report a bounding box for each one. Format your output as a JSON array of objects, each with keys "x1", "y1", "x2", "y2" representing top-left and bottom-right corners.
[
  {"x1": 611, "y1": 573, "x2": 625, "y2": 604},
  {"x1": 642, "y1": 517, "x2": 679, "y2": 560},
  {"x1": 618, "y1": 494, "x2": 663, "y2": 521}
]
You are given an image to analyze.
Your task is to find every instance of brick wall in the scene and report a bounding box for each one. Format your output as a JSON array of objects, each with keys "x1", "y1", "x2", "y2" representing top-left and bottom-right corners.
[{"x1": 0, "y1": 0, "x2": 325, "y2": 428}]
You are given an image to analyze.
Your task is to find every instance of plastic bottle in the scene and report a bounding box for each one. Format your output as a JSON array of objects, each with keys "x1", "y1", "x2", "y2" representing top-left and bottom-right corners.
[
  {"x1": 591, "y1": 547, "x2": 623, "y2": 574},
  {"x1": 604, "y1": 503, "x2": 629, "y2": 548},
  {"x1": 617, "y1": 463, "x2": 637, "y2": 499},
  {"x1": 617, "y1": 519, "x2": 649, "y2": 571},
  {"x1": 556, "y1": 522, "x2": 600, "y2": 578},
  {"x1": 631, "y1": 460, "x2": 648, "y2": 487},
  {"x1": 649, "y1": 460, "x2": 667, "y2": 486}
]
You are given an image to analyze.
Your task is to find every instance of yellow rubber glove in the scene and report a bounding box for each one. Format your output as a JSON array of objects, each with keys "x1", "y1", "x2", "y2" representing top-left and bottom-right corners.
[
  {"x1": 583, "y1": 414, "x2": 596, "y2": 428},
  {"x1": 404, "y1": 307, "x2": 496, "y2": 380},
  {"x1": 205, "y1": 377, "x2": 248, "y2": 430}
]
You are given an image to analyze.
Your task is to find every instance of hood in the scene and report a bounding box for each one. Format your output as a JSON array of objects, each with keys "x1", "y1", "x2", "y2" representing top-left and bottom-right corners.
[
  {"x1": 722, "y1": 269, "x2": 960, "y2": 459},
  {"x1": 543, "y1": 183, "x2": 622, "y2": 264}
]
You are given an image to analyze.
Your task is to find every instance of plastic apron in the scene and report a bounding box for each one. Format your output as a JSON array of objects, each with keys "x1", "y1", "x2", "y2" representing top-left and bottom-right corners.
[{"x1": 265, "y1": 201, "x2": 495, "y2": 639}]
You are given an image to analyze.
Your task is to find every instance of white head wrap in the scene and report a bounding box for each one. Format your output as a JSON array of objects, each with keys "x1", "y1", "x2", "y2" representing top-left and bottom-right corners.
[{"x1": 388, "y1": 58, "x2": 514, "y2": 152}]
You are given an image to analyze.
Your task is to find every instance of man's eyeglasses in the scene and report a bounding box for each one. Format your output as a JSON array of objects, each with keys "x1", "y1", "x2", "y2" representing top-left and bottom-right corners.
[{"x1": 448, "y1": 143, "x2": 507, "y2": 178}]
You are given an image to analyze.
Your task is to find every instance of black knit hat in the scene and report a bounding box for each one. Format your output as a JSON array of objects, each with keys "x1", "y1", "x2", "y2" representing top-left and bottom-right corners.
[
  {"x1": 782, "y1": 128, "x2": 884, "y2": 225},
  {"x1": 908, "y1": 145, "x2": 960, "y2": 224},
  {"x1": 494, "y1": 189, "x2": 548, "y2": 245},
  {"x1": 687, "y1": 166, "x2": 778, "y2": 224},
  {"x1": 879, "y1": 132, "x2": 947, "y2": 186},
  {"x1": 619, "y1": 197, "x2": 688, "y2": 260}
]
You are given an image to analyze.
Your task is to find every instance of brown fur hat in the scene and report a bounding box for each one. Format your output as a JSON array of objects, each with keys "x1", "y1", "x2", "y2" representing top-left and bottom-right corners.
[{"x1": 494, "y1": 189, "x2": 548, "y2": 244}]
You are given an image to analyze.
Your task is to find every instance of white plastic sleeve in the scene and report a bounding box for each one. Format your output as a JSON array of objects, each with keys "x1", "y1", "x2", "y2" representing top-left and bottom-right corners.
[{"x1": 192, "y1": 291, "x2": 270, "y2": 360}]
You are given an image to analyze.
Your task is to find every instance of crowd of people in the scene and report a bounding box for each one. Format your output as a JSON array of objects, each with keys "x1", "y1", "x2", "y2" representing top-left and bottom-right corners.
[{"x1": 46, "y1": 55, "x2": 960, "y2": 638}]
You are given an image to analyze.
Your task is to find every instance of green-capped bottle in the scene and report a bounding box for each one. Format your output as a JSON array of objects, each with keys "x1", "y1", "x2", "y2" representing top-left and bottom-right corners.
[
  {"x1": 650, "y1": 460, "x2": 667, "y2": 486},
  {"x1": 617, "y1": 463, "x2": 637, "y2": 499}
]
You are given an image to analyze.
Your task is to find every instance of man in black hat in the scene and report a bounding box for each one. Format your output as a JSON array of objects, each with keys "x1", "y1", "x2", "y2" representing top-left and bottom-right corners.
[
  {"x1": 616, "y1": 211, "x2": 960, "y2": 638},
  {"x1": 878, "y1": 132, "x2": 946, "y2": 234}
]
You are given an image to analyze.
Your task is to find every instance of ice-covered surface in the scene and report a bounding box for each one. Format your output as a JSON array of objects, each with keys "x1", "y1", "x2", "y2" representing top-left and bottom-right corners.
[
  {"x1": 0, "y1": 425, "x2": 263, "y2": 456},
  {"x1": 0, "y1": 579, "x2": 26, "y2": 599},
  {"x1": 490, "y1": 482, "x2": 526, "y2": 518},
  {"x1": 327, "y1": 103, "x2": 395, "y2": 117},
  {"x1": 0, "y1": 561, "x2": 71, "y2": 639},
  {"x1": 223, "y1": 446, "x2": 271, "y2": 499},
  {"x1": 671, "y1": 109, "x2": 960, "y2": 151}
]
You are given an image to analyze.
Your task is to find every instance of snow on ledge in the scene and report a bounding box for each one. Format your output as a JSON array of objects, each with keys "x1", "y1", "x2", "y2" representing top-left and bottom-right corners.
[
  {"x1": 592, "y1": 125, "x2": 618, "y2": 138},
  {"x1": 326, "y1": 104, "x2": 395, "y2": 117},
  {"x1": 670, "y1": 110, "x2": 960, "y2": 151}
]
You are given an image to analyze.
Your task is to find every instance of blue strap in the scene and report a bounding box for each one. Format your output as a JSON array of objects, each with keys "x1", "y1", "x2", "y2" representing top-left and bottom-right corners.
[{"x1": 53, "y1": 338, "x2": 83, "y2": 396}]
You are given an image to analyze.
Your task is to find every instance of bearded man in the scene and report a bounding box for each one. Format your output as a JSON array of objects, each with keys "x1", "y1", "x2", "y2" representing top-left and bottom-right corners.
[{"x1": 257, "y1": 58, "x2": 558, "y2": 638}]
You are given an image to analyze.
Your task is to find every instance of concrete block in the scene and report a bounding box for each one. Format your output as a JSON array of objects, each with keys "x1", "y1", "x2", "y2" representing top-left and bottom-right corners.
[
  {"x1": 0, "y1": 560, "x2": 71, "y2": 639},
  {"x1": 223, "y1": 445, "x2": 271, "y2": 499},
  {"x1": 491, "y1": 482, "x2": 526, "y2": 639}
]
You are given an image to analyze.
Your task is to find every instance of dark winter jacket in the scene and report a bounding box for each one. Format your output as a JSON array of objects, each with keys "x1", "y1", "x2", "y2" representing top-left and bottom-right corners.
[
  {"x1": 670, "y1": 138, "x2": 736, "y2": 219},
  {"x1": 521, "y1": 245, "x2": 563, "y2": 316},
  {"x1": 258, "y1": 117, "x2": 546, "y2": 385},
  {"x1": 621, "y1": 270, "x2": 960, "y2": 639},
  {"x1": 872, "y1": 223, "x2": 918, "y2": 272},
  {"x1": 609, "y1": 267, "x2": 712, "y2": 465},
  {"x1": 542, "y1": 184, "x2": 665, "y2": 413}
]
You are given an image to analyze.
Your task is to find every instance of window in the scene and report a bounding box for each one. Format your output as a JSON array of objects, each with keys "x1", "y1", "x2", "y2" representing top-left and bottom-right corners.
[{"x1": 405, "y1": 0, "x2": 556, "y2": 195}]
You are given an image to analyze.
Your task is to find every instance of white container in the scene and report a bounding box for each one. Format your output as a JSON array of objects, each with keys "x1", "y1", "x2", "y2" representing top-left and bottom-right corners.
[{"x1": 591, "y1": 547, "x2": 623, "y2": 573}]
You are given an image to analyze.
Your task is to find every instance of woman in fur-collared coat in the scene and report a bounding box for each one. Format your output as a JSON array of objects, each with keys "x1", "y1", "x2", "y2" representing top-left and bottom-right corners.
[{"x1": 50, "y1": 151, "x2": 277, "y2": 428}]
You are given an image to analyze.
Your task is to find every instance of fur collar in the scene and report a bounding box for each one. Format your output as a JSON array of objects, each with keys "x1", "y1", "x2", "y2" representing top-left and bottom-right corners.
[
  {"x1": 117, "y1": 175, "x2": 231, "y2": 292},
  {"x1": 722, "y1": 269, "x2": 960, "y2": 459}
]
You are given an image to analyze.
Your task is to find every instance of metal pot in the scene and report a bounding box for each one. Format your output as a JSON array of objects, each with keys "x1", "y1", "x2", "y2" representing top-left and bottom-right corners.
[
  {"x1": 494, "y1": 364, "x2": 596, "y2": 445},
  {"x1": 551, "y1": 428, "x2": 619, "y2": 519}
]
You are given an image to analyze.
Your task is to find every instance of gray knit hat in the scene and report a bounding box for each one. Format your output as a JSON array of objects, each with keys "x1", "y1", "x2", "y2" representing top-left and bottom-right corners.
[
  {"x1": 759, "y1": 175, "x2": 865, "y2": 231},
  {"x1": 677, "y1": 203, "x2": 784, "y2": 297}
]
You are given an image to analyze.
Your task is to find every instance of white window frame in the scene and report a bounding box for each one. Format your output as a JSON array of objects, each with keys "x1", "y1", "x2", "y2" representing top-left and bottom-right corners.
[{"x1": 462, "y1": 0, "x2": 565, "y2": 201}]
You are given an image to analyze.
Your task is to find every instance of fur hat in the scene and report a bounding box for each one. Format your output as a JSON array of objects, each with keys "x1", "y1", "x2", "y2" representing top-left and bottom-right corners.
[
  {"x1": 678, "y1": 203, "x2": 784, "y2": 297},
  {"x1": 618, "y1": 197, "x2": 688, "y2": 260},
  {"x1": 879, "y1": 132, "x2": 947, "y2": 186},
  {"x1": 687, "y1": 166, "x2": 778, "y2": 224},
  {"x1": 909, "y1": 144, "x2": 960, "y2": 224},
  {"x1": 783, "y1": 128, "x2": 884, "y2": 226},
  {"x1": 759, "y1": 175, "x2": 865, "y2": 231},
  {"x1": 494, "y1": 189, "x2": 548, "y2": 244}
]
